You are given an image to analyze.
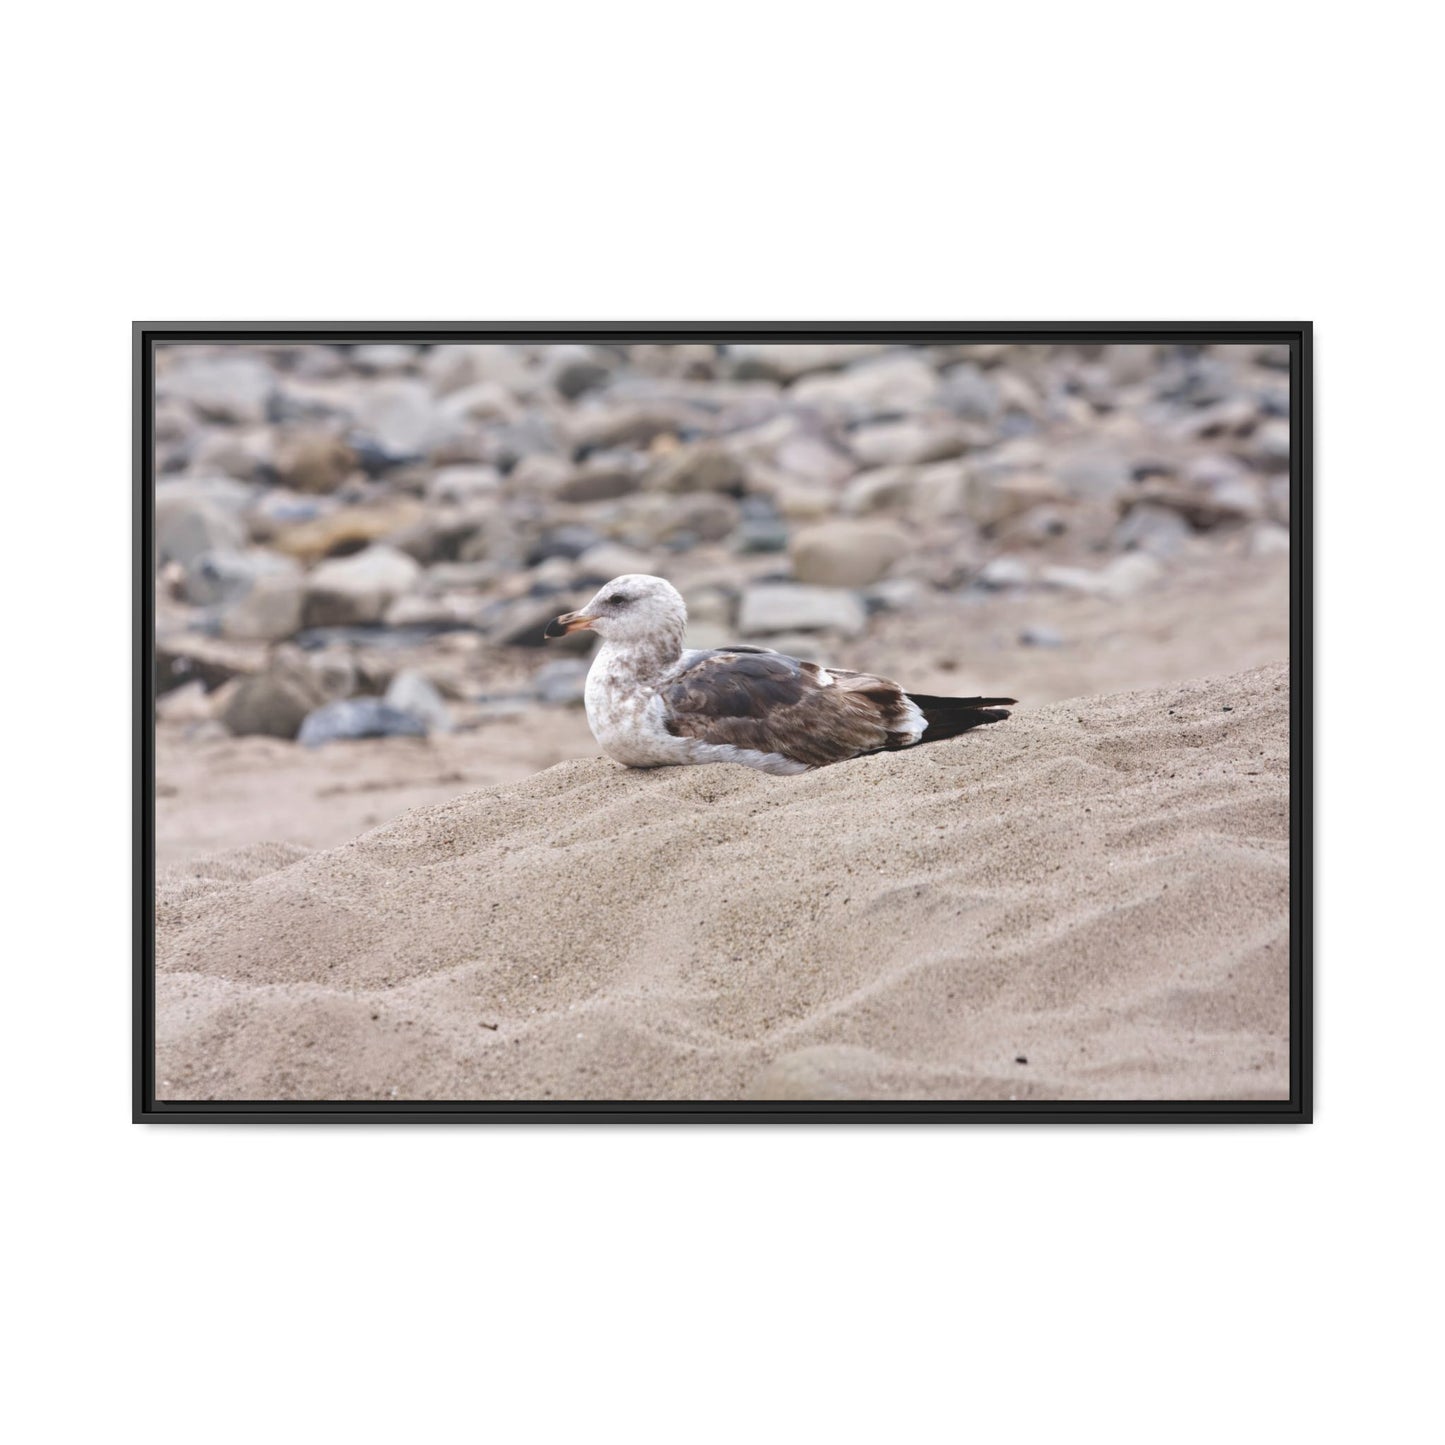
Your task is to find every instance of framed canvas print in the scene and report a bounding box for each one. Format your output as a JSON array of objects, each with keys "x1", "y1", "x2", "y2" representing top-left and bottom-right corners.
[{"x1": 135, "y1": 322, "x2": 1311, "y2": 1122}]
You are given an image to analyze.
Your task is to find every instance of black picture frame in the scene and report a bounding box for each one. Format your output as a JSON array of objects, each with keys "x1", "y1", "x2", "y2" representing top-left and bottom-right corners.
[{"x1": 135, "y1": 321, "x2": 1312, "y2": 1124}]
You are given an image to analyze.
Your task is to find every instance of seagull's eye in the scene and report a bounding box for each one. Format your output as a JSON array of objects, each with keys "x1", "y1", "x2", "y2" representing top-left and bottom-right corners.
[{"x1": 605, "y1": 594, "x2": 630, "y2": 607}]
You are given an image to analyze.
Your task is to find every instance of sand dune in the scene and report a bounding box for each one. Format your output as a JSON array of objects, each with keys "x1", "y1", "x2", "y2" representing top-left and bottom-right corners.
[{"x1": 155, "y1": 663, "x2": 1291, "y2": 1102}]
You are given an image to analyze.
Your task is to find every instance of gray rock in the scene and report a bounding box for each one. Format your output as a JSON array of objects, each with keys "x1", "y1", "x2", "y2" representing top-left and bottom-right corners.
[
  {"x1": 557, "y1": 452, "x2": 645, "y2": 502},
  {"x1": 507, "y1": 454, "x2": 575, "y2": 496},
  {"x1": 304, "y1": 545, "x2": 422, "y2": 627},
  {"x1": 355, "y1": 379, "x2": 450, "y2": 458},
  {"x1": 161, "y1": 354, "x2": 274, "y2": 423},
  {"x1": 738, "y1": 584, "x2": 867, "y2": 638},
  {"x1": 790, "y1": 354, "x2": 939, "y2": 415},
  {"x1": 790, "y1": 519, "x2": 910, "y2": 588},
  {"x1": 1019, "y1": 624, "x2": 1065, "y2": 648},
  {"x1": 351, "y1": 344, "x2": 419, "y2": 373},
  {"x1": 725, "y1": 342, "x2": 886, "y2": 382},
  {"x1": 1247, "y1": 522, "x2": 1291, "y2": 558},
  {"x1": 847, "y1": 419, "x2": 973, "y2": 468},
  {"x1": 1114, "y1": 503, "x2": 1192, "y2": 559},
  {"x1": 297, "y1": 698, "x2": 429, "y2": 747},
  {"x1": 156, "y1": 496, "x2": 248, "y2": 570},
  {"x1": 545, "y1": 345, "x2": 616, "y2": 399},
  {"x1": 219, "y1": 573, "x2": 306, "y2": 642},
  {"x1": 527, "y1": 525, "x2": 602, "y2": 566},
  {"x1": 976, "y1": 556, "x2": 1032, "y2": 590},
  {"x1": 573, "y1": 541, "x2": 657, "y2": 581},
  {"x1": 426, "y1": 465, "x2": 502, "y2": 506},
  {"x1": 1056, "y1": 451, "x2": 1132, "y2": 501},
  {"x1": 384, "y1": 670, "x2": 452, "y2": 732},
  {"x1": 531, "y1": 658, "x2": 591, "y2": 705},
  {"x1": 734, "y1": 515, "x2": 790, "y2": 553},
  {"x1": 865, "y1": 577, "x2": 928, "y2": 613},
  {"x1": 184, "y1": 548, "x2": 301, "y2": 606},
  {"x1": 1251, "y1": 418, "x2": 1291, "y2": 473},
  {"x1": 939, "y1": 362, "x2": 1002, "y2": 422}
]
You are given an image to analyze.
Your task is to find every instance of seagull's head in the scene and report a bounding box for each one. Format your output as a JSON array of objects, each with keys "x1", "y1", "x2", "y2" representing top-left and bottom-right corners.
[{"x1": 544, "y1": 574, "x2": 687, "y2": 646}]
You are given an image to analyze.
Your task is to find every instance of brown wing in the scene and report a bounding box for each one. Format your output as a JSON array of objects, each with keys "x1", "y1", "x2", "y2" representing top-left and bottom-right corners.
[{"x1": 660, "y1": 649, "x2": 920, "y2": 768}]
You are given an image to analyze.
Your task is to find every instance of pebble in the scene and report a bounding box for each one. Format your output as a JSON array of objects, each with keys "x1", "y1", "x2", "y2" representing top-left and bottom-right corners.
[
  {"x1": 297, "y1": 699, "x2": 429, "y2": 747},
  {"x1": 738, "y1": 583, "x2": 867, "y2": 638}
]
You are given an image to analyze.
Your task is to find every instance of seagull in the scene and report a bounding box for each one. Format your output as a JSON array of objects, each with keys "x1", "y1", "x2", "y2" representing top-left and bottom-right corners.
[{"x1": 545, "y1": 574, "x2": 1014, "y2": 775}]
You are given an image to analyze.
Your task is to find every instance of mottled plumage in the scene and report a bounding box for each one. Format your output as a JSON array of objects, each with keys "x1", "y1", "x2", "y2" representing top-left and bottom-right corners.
[{"x1": 545, "y1": 574, "x2": 1014, "y2": 775}]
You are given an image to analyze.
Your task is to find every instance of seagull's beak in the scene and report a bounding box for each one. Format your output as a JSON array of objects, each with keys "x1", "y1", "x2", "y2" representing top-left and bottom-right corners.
[{"x1": 544, "y1": 608, "x2": 597, "y2": 639}]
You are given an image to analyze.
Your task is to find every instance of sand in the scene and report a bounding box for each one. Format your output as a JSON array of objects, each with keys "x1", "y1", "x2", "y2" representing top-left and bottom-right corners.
[{"x1": 155, "y1": 661, "x2": 1291, "y2": 1102}]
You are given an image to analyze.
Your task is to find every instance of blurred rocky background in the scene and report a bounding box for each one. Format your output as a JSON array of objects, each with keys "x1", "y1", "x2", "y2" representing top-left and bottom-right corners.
[{"x1": 154, "y1": 340, "x2": 1291, "y2": 864}]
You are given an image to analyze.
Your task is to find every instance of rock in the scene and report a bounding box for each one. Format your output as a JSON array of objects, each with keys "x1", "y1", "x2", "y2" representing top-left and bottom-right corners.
[
  {"x1": 355, "y1": 379, "x2": 450, "y2": 459},
  {"x1": 189, "y1": 427, "x2": 275, "y2": 481},
  {"x1": 423, "y1": 344, "x2": 535, "y2": 397},
  {"x1": 965, "y1": 471, "x2": 1066, "y2": 530},
  {"x1": 1251, "y1": 418, "x2": 1291, "y2": 473},
  {"x1": 738, "y1": 584, "x2": 867, "y2": 638},
  {"x1": 219, "y1": 652, "x2": 328, "y2": 738},
  {"x1": 976, "y1": 556, "x2": 1032, "y2": 590},
  {"x1": 725, "y1": 342, "x2": 886, "y2": 382},
  {"x1": 155, "y1": 495, "x2": 248, "y2": 569},
  {"x1": 275, "y1": 434, "x2": 357, "y2": 493},
  {"x1": 507, "y1": 453, "x2": 575, "y2": 497},
  {"x1": 155, "y1": 680, "x2": 213, "y2": 725},
  {"x1": 847, "y1": 419, "x2": 973, "y2": 468},
  {"x1": 271, "y1": 500, "x2": 425, "y2": 562},
  {"x1": 531, "y1": 658, "x2": 591, "y2": 705},
  {"x1": 544, "y1": 345, "x2": 616, "y2": 399},
  {"x1": 1042, "y1": 554, "x2": 1163, "y2": 600},
  {"x1": 790, "y1": 353, "x2": 939, "y2": 415},
  {"x1": 220, "y1": 573, "x2": 306, "y2": 642},
  {"x1": 1100, "y1": 553, "x2": 1164, "y2": 598},
  {"x1": 383, "y1": 670, "x2": 452, "y2": 732},
  {"x1": 161, "y1": 354, "x2": 273, "y2": 423},
  {"x1": 351, "y1": 344, "x2": 419, "y2": 373},
  {"x1": 773, "y1": 434, "x2": 855, "y2": 486},
  {"x1": 574, "y1": 541, "x2": 657, "y2": 581},
  {"x1": 663, "y1": 493, "x2": 739, "y2": 545},
  {"x1": 184, "y1": 548, "x2": 300, "y2": 606},
  {"x1": 865, "y1": 577, "x2": 928, "y2": 613},
  {"x1": 426, "y1": 465, "x2": 502, "y2": 506},
  {"x1": 645, "y1": 442, "x2": 747, "y2": 495},
  {"x1": 527, "y1": 524, "x2": 602, "y2": 566},
  {"x1": 1056, "y1": 450, "x2": 1132, "y2": 501},
  {"x1": 303, "y1": 545, "x2": 422, "y2": 627},
  {"x1": 155, "y1": 635, "x2": 265, "y2": 695},
  {"x1": 1266, "y1": 476, "x2": 1290, "y2": 527},
  {"x1": 939, "y1": 362, "x2": 1002, "y2": 422},
  {"x1": 1019, "y1": 624, "x2": 1064, "y2": 648},
  {"x1": 1113, "y1": 502, "x2": 1192, "y2": 559},
  {"x1": 790, "y1": 519, "x2": 910, "y2": 587},
  {"x1": 1171, "y1": 396, "x2": 1258, "y2": 442},
  {"x1": 570, "y1": 404, "x2": 691, "y2": 453},
  {"x1": 735, "y1": 514, "x2": 790, "y2": 553},
  {"x1": 1247, "y1": 522, "x2": 1291, "y2": 558},
  {"x1": 557, "y1": 452, "x2": 645, "y2": 502},
  {"x1": 439, "y1": 380, "x2": 523, "y2": 425},
  {"x1": 297, "y1": 698, "x2": 429, "y2": 747}
]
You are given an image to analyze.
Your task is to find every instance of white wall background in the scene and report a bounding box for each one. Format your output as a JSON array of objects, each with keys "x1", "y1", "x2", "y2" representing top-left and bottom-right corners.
[{"x1": 4, "y1": 2, "x2": 1438, "y2": 1440}]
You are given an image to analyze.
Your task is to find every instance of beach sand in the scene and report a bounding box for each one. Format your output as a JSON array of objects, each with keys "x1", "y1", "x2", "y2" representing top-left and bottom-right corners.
[{"x1": 155, "y1": 660, "x2": 1291, "y2": 1103}]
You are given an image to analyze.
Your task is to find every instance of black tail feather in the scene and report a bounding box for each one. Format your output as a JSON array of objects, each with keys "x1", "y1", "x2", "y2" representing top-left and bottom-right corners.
[{"x1": 906, "y1": 692, "x2": 1015, "y2": 744}]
